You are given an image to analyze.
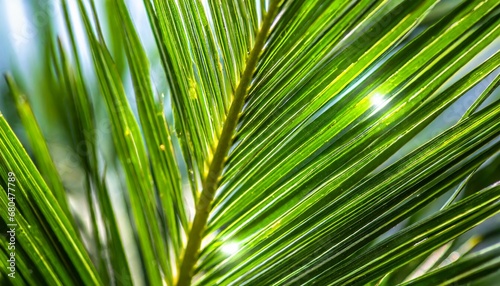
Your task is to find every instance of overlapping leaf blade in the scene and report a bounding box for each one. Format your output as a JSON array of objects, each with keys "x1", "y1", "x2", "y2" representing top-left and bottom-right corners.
[
  {"x1": 75, "y1": 1, "x2": 171, "y2": 283},
  {"x1": 401, "y1": 241, "x2": 500, "y2": 286},
  {"x1": 4, "y1": 75, "x2": 71, "y2": 219},
  {"x1": 0, "y1": 116, "x2": 100, "y2": 285},
  {"x1": 114, "y1": 0, "x2": 187, "y2": 267}
]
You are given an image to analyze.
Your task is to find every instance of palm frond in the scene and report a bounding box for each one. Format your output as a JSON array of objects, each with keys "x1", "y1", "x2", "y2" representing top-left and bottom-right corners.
[{"x1": 0, "y1": 0, "x2": 499, "y2": 285}]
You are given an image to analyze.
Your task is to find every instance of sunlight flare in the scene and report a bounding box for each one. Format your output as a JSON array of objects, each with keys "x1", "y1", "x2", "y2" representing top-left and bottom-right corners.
[
  {"x1": 370, "y1": 93, "x2": 389, "y2": 111},
  {"x1": 221, "y1": 242, "x2": 240, "y2": 256}
]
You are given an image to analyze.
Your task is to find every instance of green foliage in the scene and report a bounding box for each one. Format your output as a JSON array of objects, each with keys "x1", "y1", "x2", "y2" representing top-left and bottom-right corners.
[{"x1": 0, "y1": 0, "x2": 499, "y2": 285}]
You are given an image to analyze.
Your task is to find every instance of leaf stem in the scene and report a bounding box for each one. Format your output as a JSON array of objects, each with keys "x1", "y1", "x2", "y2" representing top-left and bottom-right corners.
[{"x1": 176, "y1": 1, "x2": 281, "y2": 285}]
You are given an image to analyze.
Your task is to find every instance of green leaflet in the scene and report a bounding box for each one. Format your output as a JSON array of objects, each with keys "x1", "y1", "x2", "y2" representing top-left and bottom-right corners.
[
  {"x1": 401, "y1": 240, "x2": 500, "y2": 286},
  {"x1": 0, "y1": 184, "x2": 66, "y2": 286},
  {"x1": 114, "y1": 0, "x2": 187, "y2": 268},
  {"x1": 75, "y1": 1, "x2": 170, "y2": 284},
  {"x1": 322, "y1": 182, "x2": 500, "y2": 285},
  {"x1": 4, "y1": 75, "x2": 71, "y2": 219},
  {"x1": 0, "y1": 116, "x2": 100, "y2": 285}
]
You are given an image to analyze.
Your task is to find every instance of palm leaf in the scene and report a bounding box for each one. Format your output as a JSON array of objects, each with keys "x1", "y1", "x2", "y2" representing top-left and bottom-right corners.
[{"x1": 1, "y1": 0, "x2": 499, "y2": 285}]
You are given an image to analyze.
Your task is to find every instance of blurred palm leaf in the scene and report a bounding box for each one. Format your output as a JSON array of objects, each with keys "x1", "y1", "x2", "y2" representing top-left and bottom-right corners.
[{"x1": 1, "y1": 0, "x2": 499, "y2": 285}]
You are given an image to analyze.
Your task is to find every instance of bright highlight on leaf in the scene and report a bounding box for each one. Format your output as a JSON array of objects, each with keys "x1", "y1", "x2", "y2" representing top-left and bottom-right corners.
[
  {"x1": 0, "y1": 0, "x2": 499, "y2": 285},
  {"x1": 221, "y1": 242, "x2": 240, "y2": 256},
  {"x1": 371, "y1": 93, "x2": 389, "y2": 111}
]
